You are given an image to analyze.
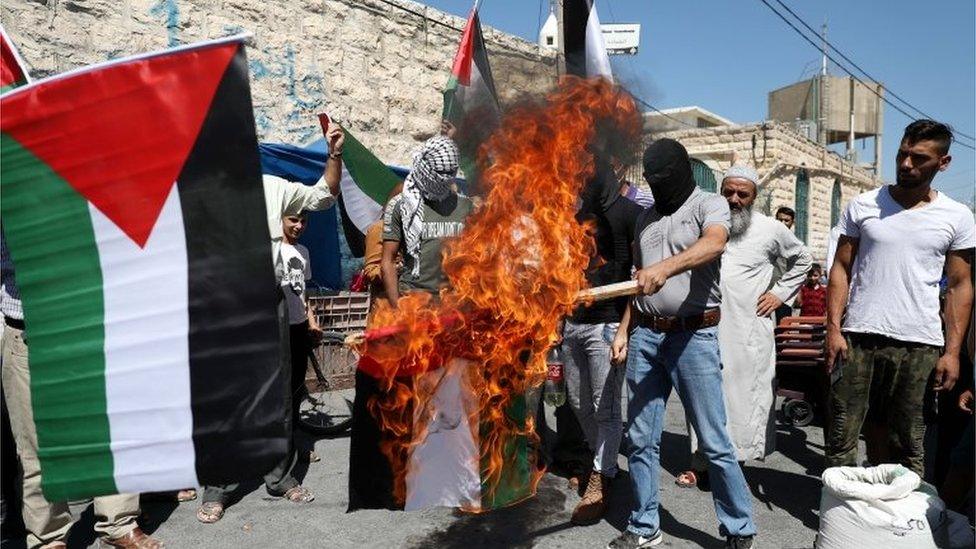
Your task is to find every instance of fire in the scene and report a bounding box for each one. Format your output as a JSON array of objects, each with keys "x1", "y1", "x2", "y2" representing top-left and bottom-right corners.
[{"x1": 363, "y1": 76, "x2": 642, "y2": 510}]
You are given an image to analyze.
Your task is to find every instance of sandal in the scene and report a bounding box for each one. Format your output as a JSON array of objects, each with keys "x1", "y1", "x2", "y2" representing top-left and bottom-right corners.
[
  {"x1": 177, "y1": 489, "x2": 197, "y2": 503},
  {"x1": 282, "y1": 485, "x2": 315, "y2": 503},
  {"x1": 196, "y1": 502, "x2": 224, "y2": 524},
  {"x1": 675, "y1": 470, "x2": 703, "y2": 489}
]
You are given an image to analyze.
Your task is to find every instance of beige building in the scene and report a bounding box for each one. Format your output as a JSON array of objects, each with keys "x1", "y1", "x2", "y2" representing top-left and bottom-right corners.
[{"x1": 638, "y1": 107, "x2": 883, "y2": 261}]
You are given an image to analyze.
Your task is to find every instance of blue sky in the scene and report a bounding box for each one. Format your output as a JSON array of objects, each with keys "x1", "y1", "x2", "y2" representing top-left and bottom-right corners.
[{"x1": 424, "y1": 0, "x2": 976, "y2": 205}]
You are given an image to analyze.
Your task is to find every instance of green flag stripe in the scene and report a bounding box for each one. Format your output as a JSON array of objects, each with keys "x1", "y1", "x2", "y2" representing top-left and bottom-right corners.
[
  {"x1": 343, "y1": 129, "x2": 401, "y2": 205},
  {"x1": 479, "y1": 394, "x2": 532, "y2": 509},
  {"x1": 0, "y1": 133, "x2": 116, "y2": 499}
]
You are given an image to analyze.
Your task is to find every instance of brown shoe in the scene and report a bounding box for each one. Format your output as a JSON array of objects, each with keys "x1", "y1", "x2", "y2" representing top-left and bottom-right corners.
[
  {"x1": 571, "y1": 470, "x2": 609, "y2": 525},
  {"x1": 101, "y1": 527, "x2": 163, "y2": 549}
]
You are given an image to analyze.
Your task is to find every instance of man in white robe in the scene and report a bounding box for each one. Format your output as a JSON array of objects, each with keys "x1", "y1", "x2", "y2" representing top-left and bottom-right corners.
[{"x1": 677, "y1": 166, "x2": 811, "y2": 488}]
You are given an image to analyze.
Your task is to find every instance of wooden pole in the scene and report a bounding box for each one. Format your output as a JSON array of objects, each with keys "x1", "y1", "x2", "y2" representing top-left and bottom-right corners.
[{"x1": 343, "y1": 280, "x2": 641, "y2": 347}]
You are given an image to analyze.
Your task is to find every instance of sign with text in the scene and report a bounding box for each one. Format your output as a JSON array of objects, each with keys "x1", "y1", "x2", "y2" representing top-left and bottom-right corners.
[{"x1": 601, "y1": 23, "x2": 640, "y2": 55}]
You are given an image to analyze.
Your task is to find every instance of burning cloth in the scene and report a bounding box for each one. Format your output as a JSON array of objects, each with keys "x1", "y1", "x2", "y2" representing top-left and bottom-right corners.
[{"x1": 348, "y1": 77, "x2": 642, "y2": 512}]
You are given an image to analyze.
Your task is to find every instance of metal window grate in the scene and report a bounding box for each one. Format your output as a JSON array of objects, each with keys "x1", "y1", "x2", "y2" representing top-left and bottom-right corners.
[
  {"x1": 691, "y1": 158, "x2": 717, "y2": 192},
  {"x1": 830, "y1": 179, "x2": 842, "y2": 227},
  {"x1": 795, "y1": 169, "x2": 810, "y2": 243}
]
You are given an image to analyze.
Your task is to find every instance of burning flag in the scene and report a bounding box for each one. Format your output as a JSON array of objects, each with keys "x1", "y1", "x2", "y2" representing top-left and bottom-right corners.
[
  {"x1": 356, "y1": 77, "x2": 642, "y2": 512},
  {"x1": 1, "y1": 26, "x2": 31, "y2": 92},
  {"x1": 0, "y1": 36, "x2": 288, "y2": 501},
  {"x1": 563, "y1": 0, "x2": 613, "y2": 80},
  {"x1": 442, "y1": 1, "x2": 500, "y2": 195}
]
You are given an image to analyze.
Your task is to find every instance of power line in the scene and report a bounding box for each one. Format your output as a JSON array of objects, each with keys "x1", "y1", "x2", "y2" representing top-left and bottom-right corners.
[
  {"x1": 771, "y1": 0, "x2": 975, "y2": 142},
  {"x1": 756, "y1": 0, "x2": 976, "y2": 152}
]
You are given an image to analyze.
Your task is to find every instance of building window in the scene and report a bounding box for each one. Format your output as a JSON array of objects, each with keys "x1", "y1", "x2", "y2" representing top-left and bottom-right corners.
[
  {"x1": 690, "y1": 158, "x2": 716, "y2": 192},
  {"x1": 795, "y1": 169, "x2": 810, "y2": 243},
  {"x1": 546, "y1": 36, "x2": 554, "y2": 46},
  {"x1": 830, "y1": 179, "x2": 842, "y2": 227}
]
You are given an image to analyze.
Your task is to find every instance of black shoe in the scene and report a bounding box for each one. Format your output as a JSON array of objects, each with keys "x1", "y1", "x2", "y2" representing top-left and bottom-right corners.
[
  {"x1": 606, "y1": 529, "x2": 663, "y2": 548},
  {"x1": 726, "y1": 535, "x2": 755, "y2": 549}
]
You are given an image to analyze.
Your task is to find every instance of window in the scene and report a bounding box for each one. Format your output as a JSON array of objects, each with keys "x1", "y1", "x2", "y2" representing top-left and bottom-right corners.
[
  {"x1": 546, "y1": 36, "x2": 554, "y2": 46},
  {"x1": 830, "y1": 179, "x2": 842, "y2": 227},
  {"x1": 795, "y1": 169, "x2": 810, "y2": 243},
  {"x1": 690, "y1": 158, "x2": 716, "y2": 192}
]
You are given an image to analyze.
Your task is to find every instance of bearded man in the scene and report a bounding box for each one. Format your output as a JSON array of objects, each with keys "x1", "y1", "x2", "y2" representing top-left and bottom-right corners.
[{"x1": 675, "y1": 166, "x2": 811, "y2": 489}]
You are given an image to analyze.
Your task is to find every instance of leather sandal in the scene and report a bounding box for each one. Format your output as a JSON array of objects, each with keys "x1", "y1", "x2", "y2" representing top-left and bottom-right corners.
[
  {"x1": 100, "y1": 527, "x2": 163, "y2": 548},
  {"x1": 282, "y1": 485, "x2": 315, "y2": 503},
  {"x1": 196, "y1": 501, "x2": 224, "y2": 524},
  {"x1": 675, "y1": 470, "x2": 702, "y2": 489}
]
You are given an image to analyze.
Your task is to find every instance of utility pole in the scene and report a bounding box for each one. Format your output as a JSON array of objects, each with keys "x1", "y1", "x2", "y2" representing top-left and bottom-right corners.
[
  {"x1": 818, "y1": 21, "x2": 828, "y2": 147},
  {"x1": 555, "y1": 0, "x2": 565, "y2": 76},
  {"x1": 847, "y1": 77, "x2": 855, "y2": 160}
]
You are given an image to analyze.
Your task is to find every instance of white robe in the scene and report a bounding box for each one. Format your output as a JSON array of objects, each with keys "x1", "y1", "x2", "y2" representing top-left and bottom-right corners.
[{"x1": 691, "y1": 212, "x2": 811, "y2": 465}]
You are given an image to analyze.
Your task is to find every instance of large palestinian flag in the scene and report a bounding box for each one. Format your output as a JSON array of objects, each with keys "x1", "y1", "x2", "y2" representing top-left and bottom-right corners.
[
  {"x1": 1, "y1": 26, "x2": 31, "y2": 93},
  {"x1": 442, "y1": 4, "x2": 500, "y2": 195},
  {"x1": 0, "y1": 37, "x2": 288, "y2": 501},
  {"x1": 563, "y1": 0, "x2": 613, "y2": 80}
]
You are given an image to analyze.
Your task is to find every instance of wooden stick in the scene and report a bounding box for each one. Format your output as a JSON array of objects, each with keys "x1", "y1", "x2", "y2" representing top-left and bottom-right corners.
[{"x1": 343, "y1": 280, "x2": 641, "y2": 348}]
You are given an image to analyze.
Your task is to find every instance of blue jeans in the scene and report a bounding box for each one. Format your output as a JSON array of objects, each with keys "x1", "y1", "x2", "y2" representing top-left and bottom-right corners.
[
  {"x1": 625, "y1": 325, "x2": 756, "y2": 538},
  {"x1": 561, "y1": 320, "x2": 624, "y2": 476}
]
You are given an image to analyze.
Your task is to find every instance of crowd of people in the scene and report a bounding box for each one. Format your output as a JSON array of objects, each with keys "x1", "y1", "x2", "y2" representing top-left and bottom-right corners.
[{"x1": 1, "y1": 116, "x2": 973, "y2": 549}]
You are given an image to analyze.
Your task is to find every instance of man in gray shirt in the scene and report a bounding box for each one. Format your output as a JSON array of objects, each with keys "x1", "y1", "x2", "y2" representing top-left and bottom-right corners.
[{"x1": 606, "y1": 139, "x2": 756, "y2": 549}]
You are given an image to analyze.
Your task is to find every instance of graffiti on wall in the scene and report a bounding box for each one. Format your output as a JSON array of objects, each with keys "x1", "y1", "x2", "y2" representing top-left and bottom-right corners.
[{"x1": 146, "y1": 4, "x2": 329, "y2": 144}]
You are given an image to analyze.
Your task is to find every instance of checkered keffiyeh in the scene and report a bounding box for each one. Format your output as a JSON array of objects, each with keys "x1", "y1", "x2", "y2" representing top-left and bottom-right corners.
[
  {"x1": 1, "y1": 231, "x2": 23, "y2": 321},
  {"x1": 400, "y1": 135, "x2": 460, "y2": 277}
]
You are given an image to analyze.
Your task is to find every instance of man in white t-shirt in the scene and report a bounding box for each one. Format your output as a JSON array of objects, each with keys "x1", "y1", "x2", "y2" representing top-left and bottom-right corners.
[{"x1": 825, "y1": 120, "x2": 976, "y2": 475}]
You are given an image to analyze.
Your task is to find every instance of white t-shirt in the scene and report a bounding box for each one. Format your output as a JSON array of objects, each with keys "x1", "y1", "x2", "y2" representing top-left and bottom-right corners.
[
  {"x1": 841, "y1": 186, "x2": 976, "y2": 346},
  {"x1": 280, "y1": 243, "x2": 311, "y2": 325}
]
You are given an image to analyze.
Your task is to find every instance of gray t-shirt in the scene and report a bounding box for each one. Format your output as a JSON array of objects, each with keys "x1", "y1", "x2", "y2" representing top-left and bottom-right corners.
[
  {"x1": 632, "y1": 188, "x2": 730, "y2": 317},
  {"x1": 383, "y1": 194, "x2": 474, "y2": 294}
]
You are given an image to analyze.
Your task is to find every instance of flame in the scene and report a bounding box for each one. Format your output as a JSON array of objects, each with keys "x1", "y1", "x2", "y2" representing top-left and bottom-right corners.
[{"x1": 363, "y1": 77, "x2": 642, "y2": 510}]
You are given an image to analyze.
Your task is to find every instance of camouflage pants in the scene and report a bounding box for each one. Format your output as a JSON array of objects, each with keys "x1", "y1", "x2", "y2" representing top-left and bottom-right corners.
[{"x1": 825, "y1": 332, "x2": 939, "y2": 475}]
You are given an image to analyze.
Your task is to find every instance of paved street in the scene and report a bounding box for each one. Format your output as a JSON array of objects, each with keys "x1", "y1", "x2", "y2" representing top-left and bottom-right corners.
[{"x1": 63, "y1": 395, "x2": 829, "y2": 548}]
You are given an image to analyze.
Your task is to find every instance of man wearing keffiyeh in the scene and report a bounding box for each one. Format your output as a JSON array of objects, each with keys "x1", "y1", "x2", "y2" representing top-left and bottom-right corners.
[{"x1": 381, "y1": 133, "x2": 474, "y2": 306}]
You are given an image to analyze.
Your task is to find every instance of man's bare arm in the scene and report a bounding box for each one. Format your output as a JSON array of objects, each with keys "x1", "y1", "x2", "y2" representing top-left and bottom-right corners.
[
  {"x1": 323, "y1": 125, "x2": 345, "y2": 197},
  {"x1": 381, "y1": 240, "x2": 401, "y2": 308},
  {"x1": 825, "y1": 235, "x2": 858, "y2": 370},
  {"x1": 935, "y1": 249, "x2": 975, "y2": 391}
]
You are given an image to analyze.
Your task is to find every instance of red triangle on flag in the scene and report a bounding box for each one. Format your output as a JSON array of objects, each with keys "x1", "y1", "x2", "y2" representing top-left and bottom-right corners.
[
  {"x1": 0, "y1": 41, "x2": 238, "y2": 247},
  {"x1": 450, "y1": 10, "x2": 477, "y2": 87},
  {"x1": 1, "y1": 30, "x2": 27, "y2": 88}
]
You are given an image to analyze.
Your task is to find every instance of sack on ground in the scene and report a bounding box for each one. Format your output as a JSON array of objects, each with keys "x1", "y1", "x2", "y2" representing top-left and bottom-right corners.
[{"x1": 815, "y1": 464, "x2": 949, "y2": 549}]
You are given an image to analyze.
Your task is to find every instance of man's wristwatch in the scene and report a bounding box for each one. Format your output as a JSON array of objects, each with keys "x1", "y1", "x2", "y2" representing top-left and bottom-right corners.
[{"x1": 329, "y1": 151, "x2": 343, "y2": 159}]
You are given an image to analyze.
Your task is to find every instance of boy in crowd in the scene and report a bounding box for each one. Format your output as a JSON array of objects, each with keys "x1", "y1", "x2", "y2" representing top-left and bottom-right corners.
[{"x1": 795, "y1": 264, "x2": 827, "y2": 317}]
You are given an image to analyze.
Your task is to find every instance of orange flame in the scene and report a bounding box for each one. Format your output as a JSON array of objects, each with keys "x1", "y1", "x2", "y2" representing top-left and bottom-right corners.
[{"x1": 364, "y1": 77, "x2": 642, "y2": 509}]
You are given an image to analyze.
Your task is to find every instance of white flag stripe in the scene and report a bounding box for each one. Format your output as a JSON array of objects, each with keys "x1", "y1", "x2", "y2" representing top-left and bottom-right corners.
[
  {"x1": 585, "y1": 1, "x2": 613, "y2": 80},
  {"x1": 405, "y1": 359, "x2": 481, "y2": 510},
  {"x1": 90, "y1": 186, "x2": 198, "y2": 492},
  {"x1": 340, "y1": 167, "x2": 384, "y2": 233}
]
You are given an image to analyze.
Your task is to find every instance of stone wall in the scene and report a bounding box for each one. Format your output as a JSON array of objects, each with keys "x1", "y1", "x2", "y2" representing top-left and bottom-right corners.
[
  {"x1": 1, "y1": 0, "x2": 557, "y2": 165},
  {"x1": 654, "y1": 122, "x2": 882, "y2": 260}
]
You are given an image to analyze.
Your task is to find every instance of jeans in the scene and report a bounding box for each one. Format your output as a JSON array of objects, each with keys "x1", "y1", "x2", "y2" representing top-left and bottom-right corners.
[
  {"x1": 625, "y1": 325, "x2": 756, "y2": 538},
  {"x1": 561, "y1": 320, "x2": 624, "y2": 476}
]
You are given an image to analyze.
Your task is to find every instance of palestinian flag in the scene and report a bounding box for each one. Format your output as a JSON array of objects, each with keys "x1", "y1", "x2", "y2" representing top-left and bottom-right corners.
[
  {"x1": 349, "y1": 358, "x2": 535, "y2": 512},
  {"x1": 1, "y1": 26, "x2": 31, "y2": 93},
  {"x1": 442, "y1": 3, "x2": 500, "y2": 195},
  {"x1": 0, "y1": 37, "x2": 288, "y2": 501},
  {"x1": 563, "y1": 0, "x2": 613, "y2": 80},
  {"x1": 338, "y1": 128, "x2": 403, "y2": 257}
]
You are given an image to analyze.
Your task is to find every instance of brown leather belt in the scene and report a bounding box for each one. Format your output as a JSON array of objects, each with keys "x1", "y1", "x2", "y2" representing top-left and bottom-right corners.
[{"x1": 634, "y1": 308, "x2": 720, "y2": 333}]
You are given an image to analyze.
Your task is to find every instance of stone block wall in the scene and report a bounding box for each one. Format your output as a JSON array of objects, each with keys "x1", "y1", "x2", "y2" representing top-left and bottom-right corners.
[
  {"x1": 654, "y1": 122, "x2": 882, "y2": 260},
  {"x1": 1, "y1": 0, "x2": 557, "y2": 165}
]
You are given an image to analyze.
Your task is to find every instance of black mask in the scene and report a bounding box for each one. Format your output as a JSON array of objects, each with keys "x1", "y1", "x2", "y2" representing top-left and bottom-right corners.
[{"x1": 642, "y1": 139, "x2": 696, "y2": 215}]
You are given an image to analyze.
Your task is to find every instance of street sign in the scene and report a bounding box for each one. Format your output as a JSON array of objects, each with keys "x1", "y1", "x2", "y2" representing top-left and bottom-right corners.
[{"x1": 601, "y1": 23, "x2": 640, "y2": 55}]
